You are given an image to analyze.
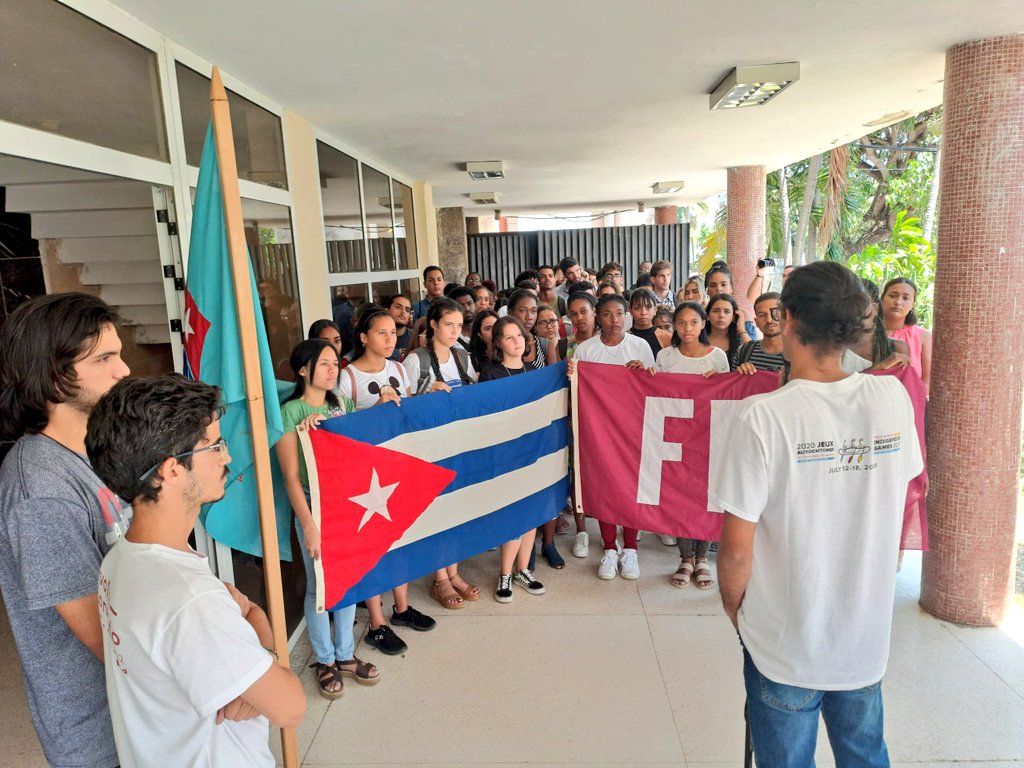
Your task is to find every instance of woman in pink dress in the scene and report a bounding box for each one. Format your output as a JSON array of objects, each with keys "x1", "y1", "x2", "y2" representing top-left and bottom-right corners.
[{"x1": 882, "y1": 277, "x2": 932, "y2": 396}]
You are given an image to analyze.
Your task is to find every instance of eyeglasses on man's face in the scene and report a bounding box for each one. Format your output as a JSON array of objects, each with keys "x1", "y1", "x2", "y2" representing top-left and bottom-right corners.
[{"x1": 138, "y1": 437, "x2": 229, "y2": 482}]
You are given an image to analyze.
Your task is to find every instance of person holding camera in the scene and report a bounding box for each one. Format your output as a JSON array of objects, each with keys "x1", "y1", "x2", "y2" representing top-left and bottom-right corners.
[
  {"x1": 745, "y1": 259, "x2": 796, "y2": 305},
  {"x1": 713, "y1": 262, "x2": 922, "y2": 767}
]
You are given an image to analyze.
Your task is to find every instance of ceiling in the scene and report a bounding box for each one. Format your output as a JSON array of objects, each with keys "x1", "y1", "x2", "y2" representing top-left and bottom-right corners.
[{"x1": 97, "y1": 1, "x2": 1024, "y2": 212}]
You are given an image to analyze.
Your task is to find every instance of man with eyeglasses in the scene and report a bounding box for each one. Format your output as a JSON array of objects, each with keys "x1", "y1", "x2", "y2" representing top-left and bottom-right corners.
[
  {"x1": 0, "y1": 293, "x2": 130, "y2": 768},
  {"x1": 734, "y1": 292, "x2": 787, "y2": 373},
  {"x1": 86, "y1": 375, "x2": 305, "y2": 766}
]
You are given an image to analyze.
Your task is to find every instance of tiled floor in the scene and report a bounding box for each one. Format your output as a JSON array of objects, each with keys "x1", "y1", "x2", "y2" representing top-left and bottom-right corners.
[{"x1": 3, "y1": 520, "x2": 1023, "y2": 767}]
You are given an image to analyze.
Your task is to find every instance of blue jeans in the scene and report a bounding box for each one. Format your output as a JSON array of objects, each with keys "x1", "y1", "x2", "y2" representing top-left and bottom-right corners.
[
  {"x1": 743, "y1": 648, "x2": 889, "y2": 768},
  {"x1": 295, "y1": 516, "x2": 356, "y2": 665}
]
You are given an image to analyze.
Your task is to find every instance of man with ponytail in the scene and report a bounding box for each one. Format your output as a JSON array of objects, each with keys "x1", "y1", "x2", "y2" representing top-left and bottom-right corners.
[{"x1": 713, "y1": 262, "x2": 922, "y2": 767}]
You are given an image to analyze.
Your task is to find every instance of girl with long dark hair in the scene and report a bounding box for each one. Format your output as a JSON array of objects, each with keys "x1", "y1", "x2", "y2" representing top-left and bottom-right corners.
[
  {"x1": 276, "y1": 339, "x2": 379, "y2": 698},
  {"x1": 468, "y1": 309, "x2": 499, "y2": 372},
  {"x1": 706, "y1": 293, "x2": 747, "y2": 366},
  {"x1": 881, "y1": 277, "x2": 932, "y2": 394}
]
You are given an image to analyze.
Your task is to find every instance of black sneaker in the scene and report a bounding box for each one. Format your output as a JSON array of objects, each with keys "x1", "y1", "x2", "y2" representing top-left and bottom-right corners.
[
  {"x1": 495, "y1": 574, "x2": 513, "y2": 603},
  {"x1": 391, "y1": 605, "x2": 436, "y2": 632},
  {"x1": 365, "y1": 623, "x2": 407, "y2": 655},
  {"x1": 513, "y1": 569, "x2": 545, "y2": 595}
]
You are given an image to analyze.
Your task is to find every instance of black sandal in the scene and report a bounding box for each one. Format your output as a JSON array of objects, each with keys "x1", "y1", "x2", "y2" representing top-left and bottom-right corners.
[
  {"x1": 336, "y1": 657, "x2": 380, "y2": 686},
  {"x1": 309, "y1": 661, "x2": 344, "y2": 699}
]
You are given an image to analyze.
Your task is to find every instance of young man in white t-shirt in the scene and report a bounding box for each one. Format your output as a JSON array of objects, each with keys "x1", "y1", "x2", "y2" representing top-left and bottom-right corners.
[
  {"x1": 711, "y1": 262, "x2": 922, "y2": 767},
  {"x1": 569, "y1": 294, "x2": 655, "y2": 581},
  {"x1": 86, "y1": 376, "x2": 305, "y2": 767}
]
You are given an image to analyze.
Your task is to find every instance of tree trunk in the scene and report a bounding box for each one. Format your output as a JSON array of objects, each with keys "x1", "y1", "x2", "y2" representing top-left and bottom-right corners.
[
  {"x1": 922, "y1": 146, "x2": 941, "y2": 242},
  {"x1": 778, "y1": 167, "x2": 791, "y2": 264},
  {"x1": 794, "y1": 153, "x2": 822, "y2": 264}
]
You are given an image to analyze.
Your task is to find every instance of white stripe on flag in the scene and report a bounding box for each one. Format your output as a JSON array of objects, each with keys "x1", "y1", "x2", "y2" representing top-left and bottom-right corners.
[
  {"x1": 388, "y1": 447, "x2": 568, "y2": 550},
  {"x1": 379, "y1": 388, "x2": 568, "y2": 462}
]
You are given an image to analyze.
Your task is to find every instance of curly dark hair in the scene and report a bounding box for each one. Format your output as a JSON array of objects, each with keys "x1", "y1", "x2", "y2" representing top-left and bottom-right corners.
[
  {"x1": 86, "y1": 375, "x2": 221, "y2": 504},
  {"x1": 781, "y1": 262, "x2": 871, "y2": 353},
  {"x1": 0, "y1": 293, "x2": 120, "y2": 439}
]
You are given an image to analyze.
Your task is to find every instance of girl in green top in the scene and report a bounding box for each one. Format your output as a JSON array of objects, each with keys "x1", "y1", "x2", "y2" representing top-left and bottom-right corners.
[{"x1": 276, "y1": 339, "x2": 379, "y2": 700}]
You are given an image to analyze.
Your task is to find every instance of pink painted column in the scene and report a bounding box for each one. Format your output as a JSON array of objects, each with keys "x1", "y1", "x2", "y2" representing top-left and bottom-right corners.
[
  {"x1": 726, "y1": 165, "x2": 766, "y2": 319},
  {"x1": 654, "y1": 206, "x2": 677, "y2": 225},
  {"x1": 920, "y1": 35, "x2": 1024, "y2": 626}
]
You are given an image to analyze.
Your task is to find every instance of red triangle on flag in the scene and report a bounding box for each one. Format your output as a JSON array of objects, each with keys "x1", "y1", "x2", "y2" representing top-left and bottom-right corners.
[
  {"x1": 307, "y1": 429, "x2": 456, "y2": 610},
  {"x1": 182, "y1": 289, "x2": 211, "y2": 379}
]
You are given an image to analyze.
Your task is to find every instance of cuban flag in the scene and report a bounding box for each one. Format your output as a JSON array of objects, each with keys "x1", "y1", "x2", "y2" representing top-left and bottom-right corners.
[
  {"x1": 183, "y1": 121, "x2": 292, "y2": 560},
  {"x1": 300, "y1": 363, "x2": 570, "y2": 611}
]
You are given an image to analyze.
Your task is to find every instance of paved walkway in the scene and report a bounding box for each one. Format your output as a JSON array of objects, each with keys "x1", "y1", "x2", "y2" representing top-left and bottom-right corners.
[
  {"x1": 273, "y1": 520, "x2": 1024, "y2": 767},
  {"x1": 2, "y1": 519, "x2": 1022, "y2": 766}
]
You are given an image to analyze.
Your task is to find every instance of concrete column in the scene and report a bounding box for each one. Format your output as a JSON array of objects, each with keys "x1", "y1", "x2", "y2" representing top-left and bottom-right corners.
[
  {"x1": 412, "y1": 182, "x2": 438, "y2": 271},
  {"x1": 281, "y1": 111, "x2": 330, "y2": 323},
  {"x1": 654, "y1": 206, "x2": 677, "y2": 225},
  {"x1": 725, "y1": 165, "x2": 765, "y2": 319},
  {"x1": 436, "y1": 206, "x2": 468, "y2": 283},
  {"x1": 466, "y1": 217, "x2": 481, "y2": 234},
  {"x1": 921, "y1": 35, "x2": 1024, "y2": 626}
]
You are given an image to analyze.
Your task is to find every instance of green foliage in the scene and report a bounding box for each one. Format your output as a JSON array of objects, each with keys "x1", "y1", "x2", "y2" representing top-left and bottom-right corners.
[{"x1": 847, "y1": 211, "x2": 935, "y2": 326}]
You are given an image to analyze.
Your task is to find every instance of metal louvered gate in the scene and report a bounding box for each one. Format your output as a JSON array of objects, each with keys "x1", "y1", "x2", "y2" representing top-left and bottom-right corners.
[{"x1": 467, "y1": 223, "x2": 690, "y2": 289}]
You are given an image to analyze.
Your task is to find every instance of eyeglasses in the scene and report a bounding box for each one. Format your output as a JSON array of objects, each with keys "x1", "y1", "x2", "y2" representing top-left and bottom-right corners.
[
  {"x1": 536, "y1": 319, "x2": 559, "y2": 327},
  {"x1": 769, "y1": 307, "x2": 783, "y2": 321},
  {"x1": 138, "y1": 437, "x2": 229, "y2": 482}
]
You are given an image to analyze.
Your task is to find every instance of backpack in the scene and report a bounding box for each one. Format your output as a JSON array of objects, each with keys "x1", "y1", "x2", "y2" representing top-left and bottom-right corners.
[{"x1": 410, "y1": 346, "x2": 472, "y2": 395}]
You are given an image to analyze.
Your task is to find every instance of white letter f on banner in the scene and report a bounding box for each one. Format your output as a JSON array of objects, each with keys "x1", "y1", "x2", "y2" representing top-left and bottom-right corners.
[{"x1": 637, "y1": 397, "x2": 693, "y2": 504}]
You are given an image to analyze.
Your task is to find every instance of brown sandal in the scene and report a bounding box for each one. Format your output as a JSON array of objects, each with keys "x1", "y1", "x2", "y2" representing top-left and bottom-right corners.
[
  {"x1": 693, "y1": 557, "x2": 715, "y2": 590},
  {"x1": 671, "y1": 558, "x2": 695, "y2": 589},
  {"x1": 451, "y1": 578, "x2": 481, "y2": 601},
  {"x1": 336, "y1": 657, "x2": 380, "y2": 686},
  {"x1": 430, "y1": 579, "x2": 465, "y2": 610},
  {"x1": 309, "y1": 661, "x2": 344, "y2": 700}
]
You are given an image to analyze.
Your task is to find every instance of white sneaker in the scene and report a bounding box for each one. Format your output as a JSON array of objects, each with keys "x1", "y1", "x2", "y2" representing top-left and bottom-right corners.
[
  {"x1": 572, "y1": 531, "x2": 589, "y2": 558},
  {"x1": 597, "y1": 549, "x2": 619, "y2": 580},
  {"x1": 659, "y1": 535, "x2": 678, "y2": 546},
  {"x1": 619, "y1": 548, "x2": 640, "y2": 580}
]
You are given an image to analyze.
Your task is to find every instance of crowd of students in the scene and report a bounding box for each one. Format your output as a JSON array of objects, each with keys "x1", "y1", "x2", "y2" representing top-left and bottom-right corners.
[
  {"x1": 0, "y1": 253, "x2": 931, "y2": 765},
  {"x1": 296, "y1": 256, "x2": 931, "y2": 695}
]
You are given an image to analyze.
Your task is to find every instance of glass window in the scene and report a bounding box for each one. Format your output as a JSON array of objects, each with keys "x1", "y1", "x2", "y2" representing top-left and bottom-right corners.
[
  {"x1": 0, "y1": 0, "x2": 168, "y2": 161},
  {"x1": 401, "y1": 277, "x2": 421, "y2": 303},
  {"x1": 243, "y1": 199, "x2": 301, "y2": 378},
  {"x1": 370, "y1": 280, "x2": 399, "y2": 306},
  {"x1": 318, "y1": 142, "x2": 365, "y2": 273},
  {"x1": 392, "y1": 180, "x2": 417, "y2": 271},
  {"x1": 177, "y1": 64, "x2": 287, "y2": 189},
  {"x1": 361, "y1": 165, "x2": 396, "y2": 272}
]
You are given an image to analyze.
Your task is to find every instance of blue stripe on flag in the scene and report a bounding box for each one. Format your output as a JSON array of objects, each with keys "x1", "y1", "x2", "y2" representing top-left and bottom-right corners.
[
  {"x1": 320, "y1": 362, "x2": 567, "y2": 447},
  {"x1": 329, "y1": 476, "x2": 569, "y2": 610},
  {"x1": 434, "y1": 418, "x2": 567, "y2": 494}
]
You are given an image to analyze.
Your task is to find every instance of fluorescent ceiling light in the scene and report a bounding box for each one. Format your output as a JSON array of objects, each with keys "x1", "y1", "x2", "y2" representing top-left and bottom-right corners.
[
  {"x1": 710, "y1": 62, "x2": 800, "y2": 110},
  {"x1": 466, "y1": 161, "x2": 505, "y2": 180},
  {"x1": 470, "y1": 191, "x2": 500, "y2": 204},
  {"x1": 653, "y1": 181, "x2": 685, "y2": 194}
]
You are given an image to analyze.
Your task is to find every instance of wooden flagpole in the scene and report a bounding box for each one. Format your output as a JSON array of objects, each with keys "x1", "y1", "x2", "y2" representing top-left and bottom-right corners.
[{"x1": 209, "y1": 66, "x2": 300, "y2": 768}]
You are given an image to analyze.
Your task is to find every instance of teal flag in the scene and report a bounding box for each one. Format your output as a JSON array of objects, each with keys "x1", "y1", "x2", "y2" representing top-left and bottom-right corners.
[{"x1": 184, "y1": 121, "x2": 292, "y2": 561}]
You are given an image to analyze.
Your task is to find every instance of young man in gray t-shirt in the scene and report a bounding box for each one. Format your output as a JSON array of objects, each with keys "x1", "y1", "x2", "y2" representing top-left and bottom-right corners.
[{"x1": 0, "y1": 293, "x2": 131, "y2": 768}]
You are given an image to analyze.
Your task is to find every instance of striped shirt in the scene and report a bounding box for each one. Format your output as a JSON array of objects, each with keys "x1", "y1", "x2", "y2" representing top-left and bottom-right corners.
[{"x1": 734, "y1": 340, "x2": 786, "y2": 372}]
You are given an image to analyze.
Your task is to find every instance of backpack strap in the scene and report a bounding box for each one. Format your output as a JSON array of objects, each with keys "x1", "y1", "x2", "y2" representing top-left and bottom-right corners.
[
  {"x1": 390, "y1": 359, "x2": 412, "y2": 397},
  {"x1": 452, "y1": 345, "x2": 473, "y2": 382},
  {"x1": 412, "y1": 347, "x2": 433, "y2": 394},
  {"x1": 736, "y1": 340, "x2": 758, "y2": 367},
  {"x1": 345, "y1": 366, "x2": 357, "y2": 407}
]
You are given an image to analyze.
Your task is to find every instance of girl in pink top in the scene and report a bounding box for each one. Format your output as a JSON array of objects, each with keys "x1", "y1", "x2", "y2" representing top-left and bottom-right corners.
[{"x1": 882, "y1": 277, "x2": 932, "y2": 395}]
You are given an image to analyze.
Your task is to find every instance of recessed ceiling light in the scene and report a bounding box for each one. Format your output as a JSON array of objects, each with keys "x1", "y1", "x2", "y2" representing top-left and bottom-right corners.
[
  {"x1": 709, "y1": 62, "x2": 800, "y2": 111},
  {"x1": 470, "y1": 191, "x2": 500, "y2": 204},
  {"x1": 653, "y1": 181, "x2": 685, "y2": 194},
  {"x1": 466, "y1": 161, "x2": 505, "y2": 180}
]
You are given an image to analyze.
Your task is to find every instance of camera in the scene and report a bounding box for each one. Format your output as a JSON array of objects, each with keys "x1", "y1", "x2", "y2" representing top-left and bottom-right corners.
[{"x1": 757, "y1": 258, "x2": 776, "y2": 269}]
